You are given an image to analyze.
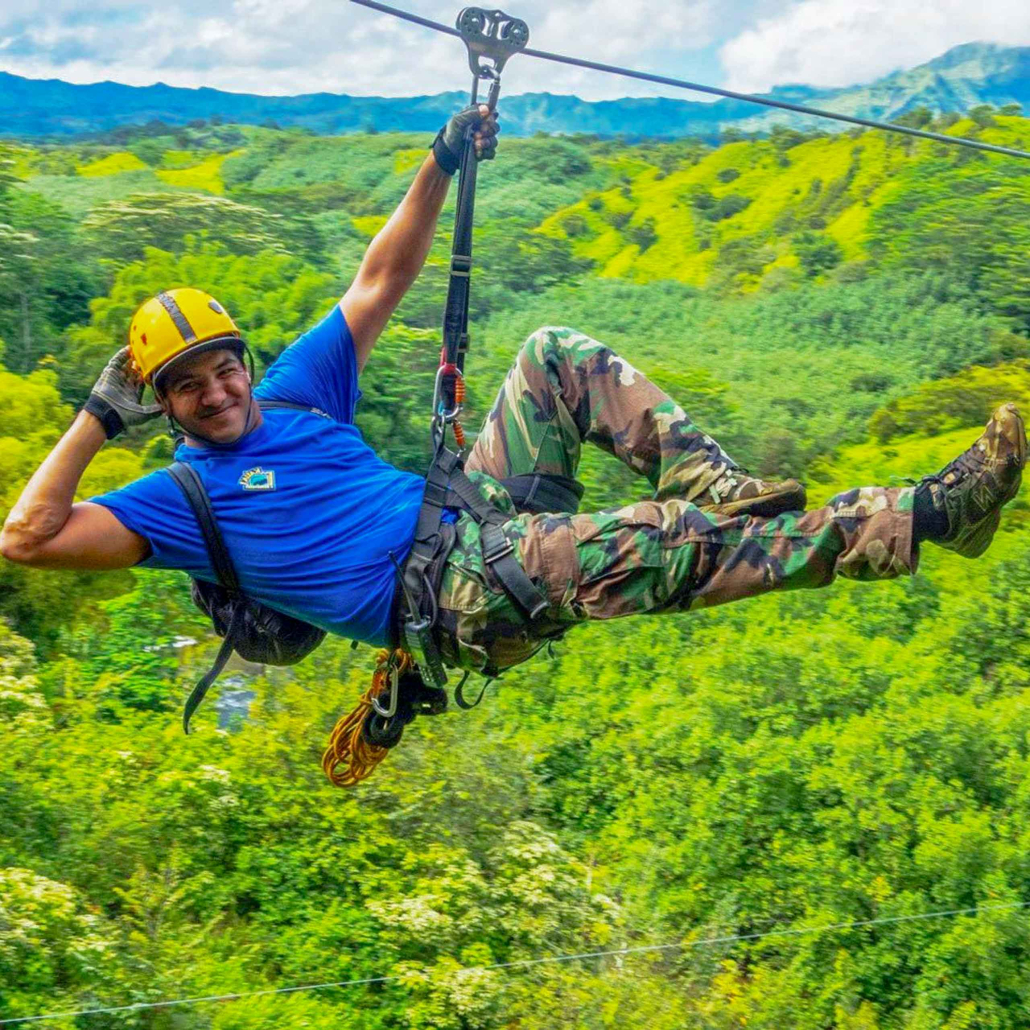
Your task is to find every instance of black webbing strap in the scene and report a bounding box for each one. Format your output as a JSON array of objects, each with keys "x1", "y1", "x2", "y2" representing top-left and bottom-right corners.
[
  {"x1": 257, "y1": 399, "x2": 331, "y2": 419},
  {"x1": 181, "y1": 615, "x2": 239, "y2": 734},
  {"x1": 168, "y1": 462, "x2": 240, "y2": 595},
  {"x1": 501, "y1": 473, "x2": 584, "y2": 516},
  {"x1": 437, "y1": 97, "x2": 484, "y2": 415},
  {"x1": 167, "y1": 461, "x2": 243, "y2": 733},
  {"x1": 481, "y1": 522, "x2": 549, "y2": 619}
]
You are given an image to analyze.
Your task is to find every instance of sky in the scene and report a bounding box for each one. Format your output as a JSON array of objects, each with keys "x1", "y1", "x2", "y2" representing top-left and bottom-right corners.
[{"x1": 1, "y1": 0, "x2": 1029, "y2": 100}]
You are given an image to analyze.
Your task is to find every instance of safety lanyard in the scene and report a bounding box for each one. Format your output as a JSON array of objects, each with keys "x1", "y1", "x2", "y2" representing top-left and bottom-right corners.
[{"x1": 432, "y1": 7, "x2": 529, "y2": 452}]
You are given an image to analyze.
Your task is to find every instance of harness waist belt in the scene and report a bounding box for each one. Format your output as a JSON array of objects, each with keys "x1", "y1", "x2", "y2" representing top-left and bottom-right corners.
[{"x1": 393, "y1": 456, "x2": 582, "y2": 688}]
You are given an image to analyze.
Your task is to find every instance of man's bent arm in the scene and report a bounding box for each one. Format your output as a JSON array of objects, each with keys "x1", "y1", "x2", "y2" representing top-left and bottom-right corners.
[
  {"x1": 0, "y1": 410, "x2": 149, "y2": 570},
  {"x1": 341, "y1": 151, "x2": 453, "y2": 371}
]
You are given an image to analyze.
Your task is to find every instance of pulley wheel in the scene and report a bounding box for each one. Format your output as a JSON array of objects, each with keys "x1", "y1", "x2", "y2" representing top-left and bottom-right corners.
[
  {"x1": 457, "y1": 7, "x2": 486, "y2": 38},
  {"x1": 502, "y1": 18, "x2": 529, "y2": 47}
]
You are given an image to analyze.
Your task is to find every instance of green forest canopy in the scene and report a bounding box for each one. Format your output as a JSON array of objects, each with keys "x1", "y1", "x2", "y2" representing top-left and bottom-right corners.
[{"x1": 3, "y1": 107, "x2": 1030, "y2": 1028}]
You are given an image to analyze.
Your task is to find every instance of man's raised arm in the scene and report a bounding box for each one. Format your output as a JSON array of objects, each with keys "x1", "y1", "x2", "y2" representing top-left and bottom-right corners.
[
  {"x1": 0, "y1": 348, "x2": 157, "y2": 570},
  {"x1": 341, "y1": 104, "x2": 499, "y2": 371}
]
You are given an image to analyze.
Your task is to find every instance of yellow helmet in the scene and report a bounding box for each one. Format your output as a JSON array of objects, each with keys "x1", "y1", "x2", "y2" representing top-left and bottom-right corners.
[{"x1": 129, "y1": 288, "x2": 242, "y2": 386}]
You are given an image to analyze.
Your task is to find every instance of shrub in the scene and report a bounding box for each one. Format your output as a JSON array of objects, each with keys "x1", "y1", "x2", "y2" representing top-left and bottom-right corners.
[
  {"x1": 710, "y1": 193, "x2": 751, "y2": 222},
  {"x1": 562, "y1": 214, "x2": 590, "y2": 238},
  {"x1": 968, "y1": 104, "x2": 997, "y2": 129},
  {"x1": 626, "y1": 217, "x2": 658, "y2": 253},
  {"x1": 794, "y1": 230, "x2": 843, "y2": 277},
  {"x1": 607, "y1": 209, "x2": 631, "y2": 230}
]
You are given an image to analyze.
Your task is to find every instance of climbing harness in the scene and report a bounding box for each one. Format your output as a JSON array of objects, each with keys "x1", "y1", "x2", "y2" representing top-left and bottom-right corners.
[
  {"x1": 352, "y1": 0, "x2": 1030, "y2": 161},
  {"x1": 324, "y1": 8, "x2": 582, "y2": 787}
]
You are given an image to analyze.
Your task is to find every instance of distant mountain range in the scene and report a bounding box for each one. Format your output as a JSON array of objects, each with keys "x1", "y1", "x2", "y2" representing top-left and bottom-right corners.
[{"x1": 1, "y1": 41, "x2": 1028, "y2": 139}]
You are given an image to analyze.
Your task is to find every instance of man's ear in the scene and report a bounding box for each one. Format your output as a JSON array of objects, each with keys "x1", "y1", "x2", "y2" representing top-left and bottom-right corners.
[{"x1": 153, "y1": 387, "x2": 171, "y2": 416}]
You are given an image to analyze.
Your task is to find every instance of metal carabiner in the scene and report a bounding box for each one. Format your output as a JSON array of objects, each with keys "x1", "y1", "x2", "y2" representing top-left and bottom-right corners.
[
  {"x1": 431, "y1": 364, "x2": 464, "y2": 424},
  {"x1": 371, "y1": 656, "x2": 400, "y2": 719}
]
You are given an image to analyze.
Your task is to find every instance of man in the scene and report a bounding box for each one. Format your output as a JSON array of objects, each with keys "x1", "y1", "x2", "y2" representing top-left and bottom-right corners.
[{"x1": 2, "y1": 105, "x2": 1026, "y2": 692}]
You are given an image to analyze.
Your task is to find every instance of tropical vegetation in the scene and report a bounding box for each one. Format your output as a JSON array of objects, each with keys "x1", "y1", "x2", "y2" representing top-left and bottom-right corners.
[{"x1": 2, "y1": 104, "x2": 1030, "y2": 1028}]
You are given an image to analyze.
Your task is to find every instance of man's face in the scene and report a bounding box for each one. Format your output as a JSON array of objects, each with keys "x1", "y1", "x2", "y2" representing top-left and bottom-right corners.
[{"x1": 158, "y1": 348, "x2": 258, "y2": 445}]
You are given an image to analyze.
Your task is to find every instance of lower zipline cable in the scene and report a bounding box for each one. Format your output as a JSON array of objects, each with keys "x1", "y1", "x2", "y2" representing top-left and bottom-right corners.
[
  {"x1": 350, "y1": 0, "x2": 1030, "y2": 161},
  {"x1": 2, "y1": 900, "x2": 1027, "y2": 1025}
]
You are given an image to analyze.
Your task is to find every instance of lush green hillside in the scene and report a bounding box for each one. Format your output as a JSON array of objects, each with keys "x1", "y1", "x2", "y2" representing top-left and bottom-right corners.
[
  {"x1": 538, "y1": 115, "x2": 1030, "y2": 292},
  {"x1": 3, "y1": 111, "x2": 1030, "y2": 1029}
]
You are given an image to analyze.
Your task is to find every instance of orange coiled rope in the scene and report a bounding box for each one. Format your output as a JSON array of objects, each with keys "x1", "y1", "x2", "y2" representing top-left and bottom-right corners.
[
  {"x1": 452, "y1": 377, "x2": 467, "y2": 448},
  {"x1": 322, "y1": 648, "x2": 412, "y2": 788}
]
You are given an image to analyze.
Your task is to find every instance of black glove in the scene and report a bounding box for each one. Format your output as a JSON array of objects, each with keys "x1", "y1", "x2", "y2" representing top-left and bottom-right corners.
[
  {"x1": 83, "y1": 347, "x2": 163, "y2": 439},
  {"x1": 432, "y1": 104, "x2": 500, "y2": 175}
]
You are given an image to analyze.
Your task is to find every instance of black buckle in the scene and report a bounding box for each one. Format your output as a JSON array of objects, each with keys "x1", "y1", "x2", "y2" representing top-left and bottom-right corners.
[
  {"x1": 423, "y1": 479, "x2": 450, "y2": 509},
  {"x1": 482, "y1": 532, "x2": 514, "y2": 564}
]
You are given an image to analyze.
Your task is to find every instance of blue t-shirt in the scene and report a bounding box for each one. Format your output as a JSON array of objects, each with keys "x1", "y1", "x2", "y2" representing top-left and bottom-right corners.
[{"x1": 91, "y1": 305, "x2": 425, "y2": 646}]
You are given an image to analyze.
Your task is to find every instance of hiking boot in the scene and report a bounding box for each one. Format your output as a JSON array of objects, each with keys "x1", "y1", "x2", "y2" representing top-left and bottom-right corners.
[
  {"x1": 919, "y1": 402, "x2": 1026, "y2": 559},
  {"x1": 698, "y1": 466, "x2": 807, "y2": 518}
]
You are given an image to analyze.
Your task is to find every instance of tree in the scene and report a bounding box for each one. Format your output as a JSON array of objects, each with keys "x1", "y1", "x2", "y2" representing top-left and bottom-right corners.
[
  {"x1": 0, "y1": 222, "x2": 41, "y2": 372},
  {"x1": 794, "y1": 230, "x2": 843, "y2": 277},
  {"x1": 83, "y1": 192, "x2": 318, "y2": 265},
  {"x1": 892, "y1": 106, "x2": 933, "y2": 130},
  {"x1": 968, "y1": 104, "x2": 997, "y2": 129}
]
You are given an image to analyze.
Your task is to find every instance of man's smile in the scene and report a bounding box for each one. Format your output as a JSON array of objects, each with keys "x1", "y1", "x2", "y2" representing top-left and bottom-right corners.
[{"x1": 200, "y1": 403, "x2": 238, "y2": 421}]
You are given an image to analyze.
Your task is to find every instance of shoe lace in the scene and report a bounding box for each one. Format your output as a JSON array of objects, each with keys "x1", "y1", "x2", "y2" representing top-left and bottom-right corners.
[
  {"x1": 940, "y1": 447, "x2": 986, "y2": 484},
  {"x1": 907, "y1": 445, "x2": 985, "y2": 491}
]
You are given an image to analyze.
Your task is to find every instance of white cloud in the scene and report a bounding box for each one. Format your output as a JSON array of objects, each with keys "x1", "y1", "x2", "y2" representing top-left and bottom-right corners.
[
  {"x1": 720, "y1": 0, "x2": 1030, "y2": 93},
  {"x1": 0, "y1": 0, "x2": 723, "y2": 99}
]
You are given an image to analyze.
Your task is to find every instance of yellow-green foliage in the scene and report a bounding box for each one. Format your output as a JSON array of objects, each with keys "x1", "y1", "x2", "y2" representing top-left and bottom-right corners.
[
  {"x1": 160, "y1": 149, "x2": 201, "y2": 168},
  {"x1": 78, "y1": 152, "x2": 149, "y2": 177},
  {"x1": 810, "y1": 362, "x2": 1030, "y2": 509},
  {"x1": 868, "y1": 361, "x2": 1030, "y2": 443},
  {"x1": 6, "y1": 146, "x2": 37, "y2": 180},
  {"x1": 811, "y1": 420, "x2": 1028, "y2": 505},
  {"x1": 0, "y1": 364, "x2": 144, "y2": 510},
  {"x1": 540, "y1": 117, "x2": 1030, "y2": 290},
  {"x1": 155, "y1": 150, "x2": 243, "y2": 194},
  {"x1": 393, "y1": 148, "x2": 425, "y2": 175},
  {"x1": 0, "y1": 366, "x2": 70, "y2": 443},
  {"x1": 352, "y1": 214, "x2": 387, "y2": 237}
]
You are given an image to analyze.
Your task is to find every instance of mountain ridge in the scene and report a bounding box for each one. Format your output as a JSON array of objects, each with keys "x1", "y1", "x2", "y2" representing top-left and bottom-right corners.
[{"x1": 0, "y1": 41, "x2": 1027, "y2": 138}]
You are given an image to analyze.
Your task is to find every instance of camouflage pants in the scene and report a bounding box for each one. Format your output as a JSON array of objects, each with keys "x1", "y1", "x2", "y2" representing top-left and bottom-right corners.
[{"x1": 435, "y1": 327, "x2": 916, "y2": 676}]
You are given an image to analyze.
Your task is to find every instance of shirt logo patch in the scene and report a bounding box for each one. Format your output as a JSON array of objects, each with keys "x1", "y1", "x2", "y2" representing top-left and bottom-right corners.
[{"x1": 240, "y1": 467, "x2": 276, "y2": 491}]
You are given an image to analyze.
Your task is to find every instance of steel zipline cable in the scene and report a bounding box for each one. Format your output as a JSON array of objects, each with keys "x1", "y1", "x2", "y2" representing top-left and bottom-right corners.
[
  {"x1": 2, "y1": 901, "x2": 1028, "y2": 1026},
  {"x1": 350, "y1": 0, "x2": 1030, "y2": 161}
]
